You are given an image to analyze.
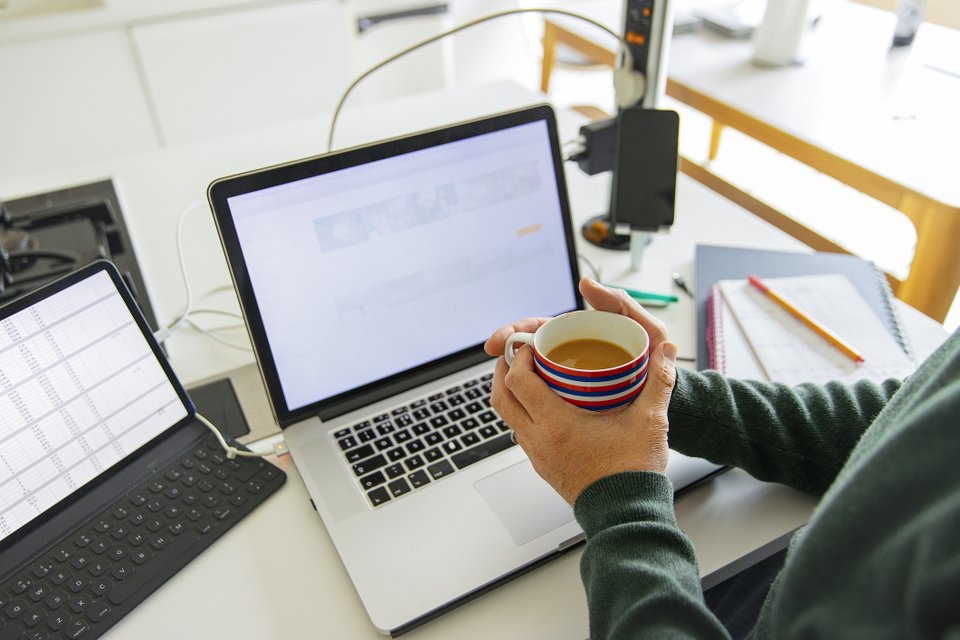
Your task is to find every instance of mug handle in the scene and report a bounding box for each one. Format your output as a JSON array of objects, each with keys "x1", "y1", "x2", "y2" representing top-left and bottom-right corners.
[{"x1": 504, "y1": 332, "x2": 535, "y2": 366}]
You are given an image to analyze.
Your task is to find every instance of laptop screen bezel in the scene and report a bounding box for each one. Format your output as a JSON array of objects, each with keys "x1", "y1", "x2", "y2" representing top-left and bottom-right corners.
[
  {"x1": 0, "y1": 259, "x2": 196, "y2": 554},
  {"x1": 208, "y1": 104, "x2": 583, "y2": 428}
]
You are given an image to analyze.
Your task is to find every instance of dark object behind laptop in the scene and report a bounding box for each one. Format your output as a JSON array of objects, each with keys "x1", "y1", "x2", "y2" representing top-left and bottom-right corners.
[
  {"x1": 610, "y1": 107, "x2": 679, "y2": 232},
  {"x1": 188, "y1": 378, "x2": 252, "y2": 439}
]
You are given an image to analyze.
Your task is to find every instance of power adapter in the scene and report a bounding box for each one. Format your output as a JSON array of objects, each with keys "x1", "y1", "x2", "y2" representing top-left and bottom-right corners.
[{"x1": 568, "y1": 117, "x2": 618, "y2": 176}]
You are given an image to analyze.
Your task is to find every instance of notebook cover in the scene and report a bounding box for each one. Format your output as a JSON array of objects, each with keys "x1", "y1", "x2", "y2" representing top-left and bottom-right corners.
[{"x1": 695, "y1": 245, "x2": 910, "y2": 370}]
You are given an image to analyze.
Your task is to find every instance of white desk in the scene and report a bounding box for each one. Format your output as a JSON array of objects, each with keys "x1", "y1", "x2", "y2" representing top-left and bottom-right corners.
[{"x1": 1, "y1": 81, "x2": 946, "y2": 639}]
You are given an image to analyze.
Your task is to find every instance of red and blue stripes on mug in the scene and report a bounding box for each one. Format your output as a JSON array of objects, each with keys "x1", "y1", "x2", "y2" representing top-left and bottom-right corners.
[{"x1": 533, "y1": 348, "x2": 649, "y2": 410}]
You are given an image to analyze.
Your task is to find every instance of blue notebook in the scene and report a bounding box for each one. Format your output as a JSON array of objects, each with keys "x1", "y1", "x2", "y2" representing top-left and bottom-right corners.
[{"x1": 695, "y1": 244, "x2": 910, "y2": 371}]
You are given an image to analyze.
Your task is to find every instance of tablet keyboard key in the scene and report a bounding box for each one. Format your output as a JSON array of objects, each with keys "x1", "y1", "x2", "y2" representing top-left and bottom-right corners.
[
  {"x1": 22, "y1": 608, "x2": 43, "y2": 627},
  {"x1": 45, "y1": 591, "x2": 67, "y2": 610},
  {"x1": 65, "y1": 619, "x2": 89, "y2": 639},
  {"x1": 26, "y1": 585, "x2": 46, "y2": 602},
  {"x1": 4, "y1": 601, "x2": 25, "y2": 619},
  {"x1": 91, "y1": 578, "x2": 112, "y2": 597},
  {"x1": 87, "y1": 602, "x2": 111, "y2": 622},
  {"x1": 46, "y1": 611, "x2": 68, "y2": 631}
]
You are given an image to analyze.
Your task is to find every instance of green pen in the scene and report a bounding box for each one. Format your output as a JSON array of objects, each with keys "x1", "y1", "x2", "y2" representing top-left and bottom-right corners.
[{"x1": 603, "y1": 283, "x2": 679, "y2": 304}]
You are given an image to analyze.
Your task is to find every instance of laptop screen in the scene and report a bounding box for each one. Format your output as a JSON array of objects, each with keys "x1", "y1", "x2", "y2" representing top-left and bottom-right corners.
[
  {"x1": 0, "y1": 264, "x2": 191, "y2": 544},
  {"x1": 216, "y1": 108, "x2": 579, "y2": 419}
]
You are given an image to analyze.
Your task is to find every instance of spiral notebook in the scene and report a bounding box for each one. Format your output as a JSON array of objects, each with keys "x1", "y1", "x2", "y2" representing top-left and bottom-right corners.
[
  {"x1": 696, "y1": 245, "x2": 913, "y2": 381},
  {"x1": 708, "y1": 274, "x2": 916, "y2": 384}
]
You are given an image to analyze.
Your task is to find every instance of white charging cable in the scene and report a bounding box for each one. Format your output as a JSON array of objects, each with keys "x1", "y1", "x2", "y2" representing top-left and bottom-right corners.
[
  {"x1": 195, "y1": 413, "x2": 274, "y2": 459},
  {"x1": 326, "y1": 7, "x2": 634, "y2": 152},
  {"x1": 153, "y1": 200, "x2": 251, "y2": 350}
]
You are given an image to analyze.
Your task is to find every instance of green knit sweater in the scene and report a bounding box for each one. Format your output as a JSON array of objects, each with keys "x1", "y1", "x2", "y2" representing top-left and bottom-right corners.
[{"x1": 573, "y1": 328, "x2": 960, "y2": 639}]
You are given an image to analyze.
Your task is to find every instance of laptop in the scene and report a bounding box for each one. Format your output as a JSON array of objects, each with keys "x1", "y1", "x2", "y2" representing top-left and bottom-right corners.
[
  {"x1": 0, "y1": 260, "x2": 285, "y2": 638},
  {"x1": 207, "y1": 104, "x2": 723, "y2": 635}
]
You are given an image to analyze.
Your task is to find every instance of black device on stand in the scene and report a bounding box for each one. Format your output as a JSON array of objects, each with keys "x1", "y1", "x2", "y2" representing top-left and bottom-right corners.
[
  {"x1": 581, "y1": 107, "x2": 679, "y2": 250},
  {"x1": 572, "y1": 0, "x2": 680, "y2": 252}
]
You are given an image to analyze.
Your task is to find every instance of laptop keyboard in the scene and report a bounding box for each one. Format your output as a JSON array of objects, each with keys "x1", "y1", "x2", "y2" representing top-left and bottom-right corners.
[
  {"x1": 333, "y1": 372, "x2": 516, "y2": 507},
  {"x1": 0, "y1": 433, "x2": 285, "y2": 640}
]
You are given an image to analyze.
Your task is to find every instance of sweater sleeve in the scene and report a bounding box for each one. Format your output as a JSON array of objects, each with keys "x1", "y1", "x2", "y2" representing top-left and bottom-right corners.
[
  {"x1": 667, "y1": 368, "x2": 902, "y2": 494},
  {"x1": 574, "y1": 472, "x2": 731, "y2": 640}
]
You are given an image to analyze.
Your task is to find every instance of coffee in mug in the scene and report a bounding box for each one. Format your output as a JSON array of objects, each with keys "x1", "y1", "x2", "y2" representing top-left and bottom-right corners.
[
  {"x1": 503, "y1": 310, "x2": 650, "y2": 410},
  {"x1": 545, "y1": 339, "x2": 634, "y2": 371}
]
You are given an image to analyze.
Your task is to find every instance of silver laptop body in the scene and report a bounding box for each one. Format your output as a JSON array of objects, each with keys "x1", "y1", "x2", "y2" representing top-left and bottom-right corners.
[{"x1": 208, "y1": 105, "x2": 722, "y2": 634}]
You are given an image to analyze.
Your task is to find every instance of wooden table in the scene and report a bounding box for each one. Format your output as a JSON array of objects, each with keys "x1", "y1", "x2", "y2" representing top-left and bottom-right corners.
[{"x1": 541, "y1": 0, "x2": 960, "y2": 322}]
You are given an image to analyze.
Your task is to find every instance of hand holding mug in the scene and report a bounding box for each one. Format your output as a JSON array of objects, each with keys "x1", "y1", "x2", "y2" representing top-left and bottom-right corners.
[{"x1": 485, "y1": 279, "x2": 679, "y2": 505}]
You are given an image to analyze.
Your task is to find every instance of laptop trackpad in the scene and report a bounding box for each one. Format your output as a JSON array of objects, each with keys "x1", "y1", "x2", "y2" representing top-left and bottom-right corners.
[{"x1": 475, "y1": 461, "x2": 574, "y2": 546}]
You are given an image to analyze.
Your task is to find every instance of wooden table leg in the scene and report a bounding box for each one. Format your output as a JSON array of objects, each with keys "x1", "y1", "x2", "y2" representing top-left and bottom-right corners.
[
  {"x1": 893, "y1": 194, "x2": 960, "y2": 323},
  {"x1": 709, "y1": 120, "x2": 724, "y2": 161},
  {"x1": 541, "y1": 21, "x2": 559, "y2": 94}
]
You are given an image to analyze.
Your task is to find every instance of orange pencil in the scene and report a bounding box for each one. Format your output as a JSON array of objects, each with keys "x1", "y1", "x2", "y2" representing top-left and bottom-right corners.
[{"x1": 748, "y1": 274, "x2": 865, "y2": 363}]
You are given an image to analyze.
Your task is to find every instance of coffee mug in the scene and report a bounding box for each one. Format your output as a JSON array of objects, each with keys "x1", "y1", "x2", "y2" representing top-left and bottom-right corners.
[{"x1": 503, "y1": 310, "x2": 650, "y2": 410}]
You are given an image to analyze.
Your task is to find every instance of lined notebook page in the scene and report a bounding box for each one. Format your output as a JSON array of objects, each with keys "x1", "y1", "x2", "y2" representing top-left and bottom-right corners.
[{"x1": 717, "y1": 274, "x2": 915, "y2": 385}]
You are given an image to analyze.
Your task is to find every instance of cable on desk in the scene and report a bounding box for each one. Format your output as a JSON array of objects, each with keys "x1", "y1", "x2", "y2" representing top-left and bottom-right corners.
[
  {"x1": 196, "y1": 413, "x2": 273, "y2": 459},
  {"x1": 152, "y1": 200, "x2": 252, "y2": 351},
  {"x1": 326, "y1": 7, "x2": 631, "y2": 152},
  {"x1": 577, "y1": 252, "x2": 602, "y2": 282}
]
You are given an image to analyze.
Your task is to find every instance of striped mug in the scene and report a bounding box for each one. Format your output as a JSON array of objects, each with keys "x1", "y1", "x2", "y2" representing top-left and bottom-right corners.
[{"x1": 503, "y1": 310, "x2": 649, "y2": 410}]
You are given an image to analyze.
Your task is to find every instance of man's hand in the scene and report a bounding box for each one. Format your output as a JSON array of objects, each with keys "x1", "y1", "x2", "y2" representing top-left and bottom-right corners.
[{"x1": 491, "y1": 339, "x2": 678, "y2": 506}]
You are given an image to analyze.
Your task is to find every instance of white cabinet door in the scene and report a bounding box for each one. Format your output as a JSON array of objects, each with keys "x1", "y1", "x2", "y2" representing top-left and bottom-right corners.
[
  {"x1": 347, "y1": 0, "x2": 449, "y2": 105},
  {"x1": 131, "y1": 1, "x2": 353, "y2": 146},
  {"x1": 0, "y1": 29, "x2": 159, "y2": 180}
]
